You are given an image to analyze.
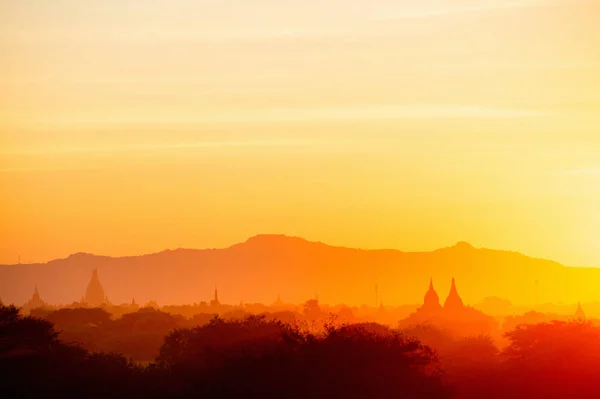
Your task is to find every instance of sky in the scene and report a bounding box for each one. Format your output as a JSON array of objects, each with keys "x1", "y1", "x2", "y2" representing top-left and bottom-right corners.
[{"x1": 1, "y1": 0, "x2": 599, "y2": 266}]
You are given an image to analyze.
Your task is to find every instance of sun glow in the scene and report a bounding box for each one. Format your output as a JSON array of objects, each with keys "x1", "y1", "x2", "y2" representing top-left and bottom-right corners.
[{"x1": 1, "y1": 0, "x2": 600, "y2": 270}]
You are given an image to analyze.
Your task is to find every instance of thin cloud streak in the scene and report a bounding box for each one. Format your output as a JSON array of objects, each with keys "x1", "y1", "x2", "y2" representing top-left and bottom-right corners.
[
  {"x1": 0, "y1": 139, "x2": 324, "y2": 157},
  {"x1": 370, "y1": 0, "x2": 566, "y2": 21},
  {"x1": 203, "y1": 104, "x2": 544, "y2": 123},
  {"x1": 15, "y1": 105, "x2": 543, "y2": 129},
  {"x1": 560, "y1": 167, "x2": 600, "y2": 176}
]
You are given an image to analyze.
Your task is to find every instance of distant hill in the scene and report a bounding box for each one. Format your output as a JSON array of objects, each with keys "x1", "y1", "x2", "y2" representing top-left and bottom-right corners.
[{"x1": 1, "y1": 234, "x2": 598, "y2": 306}]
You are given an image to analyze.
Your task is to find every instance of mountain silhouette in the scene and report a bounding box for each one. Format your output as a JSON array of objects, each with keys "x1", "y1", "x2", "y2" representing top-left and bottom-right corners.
[{"x1": 1, "y1": 234, "x2": 597, "y2": 306}]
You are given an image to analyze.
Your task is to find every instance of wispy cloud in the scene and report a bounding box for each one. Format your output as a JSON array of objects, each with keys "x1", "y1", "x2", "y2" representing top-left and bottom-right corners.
[
  {"x1": 370, "y1": 0, "x2": 568, "y2": 21},
  {"x1": 0, "y1": 139, "x2": 323, "y2": 157},
  {"x1": 6, "y1": 104, "x2": 545, "y2": 132},
  {"x1": 202, "y1": 104, "x2": 544, "y2": 123},
  {"x1": 0, "y1": 166, "x2": 102, "y2": 173},
  {"x1": 560, "y1": 168, "x2": 600, "y2": 176}
]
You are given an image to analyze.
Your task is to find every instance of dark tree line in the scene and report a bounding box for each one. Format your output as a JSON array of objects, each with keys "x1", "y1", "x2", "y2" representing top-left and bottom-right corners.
[
  {"x1": 3, "y1": 304, "x2": 600, "y2": 399},
  {"x1": 2, "y1": 305, "x2": 448, "y2": 399}
]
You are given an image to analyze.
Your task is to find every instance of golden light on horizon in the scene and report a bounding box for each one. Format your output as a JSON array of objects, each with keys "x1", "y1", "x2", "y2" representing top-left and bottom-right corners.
[
  {"x1": 5, "y1": 4, "x2": 600, "y2": 398},
  {"x1": 1, "y1": 0, "x2": 600, "y2": 273}
]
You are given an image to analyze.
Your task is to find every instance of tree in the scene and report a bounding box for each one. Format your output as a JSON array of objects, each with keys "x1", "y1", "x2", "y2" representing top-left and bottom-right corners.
[
  {"x1": 303, "y1": 299, "x2": 322, "y2": 321},
  {"x1": 0, "y1": 304, "x2": 61, "y2": 355},
  {"x1": 499, "y1": 321, "x2": 600, "y2": 399},
  {"x1": 45, "y1": 308, "x2": 112, "y2": 329},
  {"x1": 0, "y1": 305, "x2": 140, "y2": 399},
  {"x1": 156, "y1": 315, "x2": 450, "y2": 399}
]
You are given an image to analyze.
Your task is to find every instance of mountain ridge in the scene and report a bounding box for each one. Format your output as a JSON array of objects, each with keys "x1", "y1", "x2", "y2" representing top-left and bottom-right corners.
[
  {"x1": 1, "y1": 234, "x2": 592, "y2": 307},
  {"x1": 1, "y1": 234, "x2": 546, "y2": 267}
]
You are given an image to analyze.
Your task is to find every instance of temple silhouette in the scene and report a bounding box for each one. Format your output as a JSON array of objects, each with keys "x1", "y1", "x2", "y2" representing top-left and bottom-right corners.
[
  {"x1": 272, "y1": 294, "x2": 284, "y2": 307},
  {"x1": 399, "y1": 277, "x2": 496, "y2": 335},
  {"x1": 419, "y1": 277, "x2": 466, "y2": 314},
  {"x1": 444, "y1": 278, "x2": 464, "y2": 310},
  {"x1": 575, "y1": 302, "x2": 586, "y2": 320},
  {"x1": 422, "y1": 278, "x2": 442, "y2": 313},
  {"x1": 210, "y1": 287, "x2": 220, "y2": 308},
  {"x1": 84, "y1": 268, "x2": 107, "y2": 307},
  {"x1": 22, "y1": 285, "x2": 46, "y2": 313}
]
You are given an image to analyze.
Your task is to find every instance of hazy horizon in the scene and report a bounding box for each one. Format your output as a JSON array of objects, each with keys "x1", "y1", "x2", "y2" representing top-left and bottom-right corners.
[
  {"x1": 2, "y1": 0, "x2": 600, "y2": 268},
  {"x1": 0, "y1": 233, "x2": 586, "y2": 267},
  {"x1": 4, "y1": 232, "x2": 600, "y2": 308},
  {"x1": 3, "y1": 3, "x2": 600, "y2": 399}
]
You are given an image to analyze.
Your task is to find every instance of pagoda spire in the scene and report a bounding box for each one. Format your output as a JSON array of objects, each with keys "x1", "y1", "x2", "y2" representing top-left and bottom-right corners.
[
  {"x1": 422, "y1": 278, "x2": 441, "y2": 312},
  {"x1": 444, "y1": 277, "x2": 464, "y2": 310},
  {"x1": 23, "y1": 284, "x2": 46, "y2": 312},
  {"x1": 273, "y1": 294, "x2": 284, "y2": 306},
  {"x1": 211, "y1": 286, "x2": 221, "y2": 307},
  {"x1": 85, "y1": 268, "x2": 106, "y2": 307},
  {"x1": 575, "y1": 302, "x2": 586, "y2": 320}
]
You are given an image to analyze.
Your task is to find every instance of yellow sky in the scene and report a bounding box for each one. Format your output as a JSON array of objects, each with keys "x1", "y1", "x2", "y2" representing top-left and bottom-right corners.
[{"x1": 1, "y1": 0, "x2": 599, "y2": 266}]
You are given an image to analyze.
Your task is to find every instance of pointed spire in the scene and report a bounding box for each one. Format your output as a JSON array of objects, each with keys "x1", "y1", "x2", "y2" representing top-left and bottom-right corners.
[
  {"x1": 24, "y1": 284, "x2": 45, "y2": 311},
  {"x1": 273, "y1": 294, "x2": 284, "y2": 306},
  {"x1": 444, "y1": 277, "x2": 464, "y2": 310},
  {"x1": 575, "y1": 302, "x2": 586, "y2": 320},
  {"x1": 32, "y1": 284, "x2": 41, "y2": 301},
  {"x1": 85, "y1": 268, "x2": 106, "y2": 307},
  {"x1": 211, "y1": 285, "x2": 221, "y2": 307},
  {"x1": 423, "y1": 278, "x2": 441, "y2": 311}
]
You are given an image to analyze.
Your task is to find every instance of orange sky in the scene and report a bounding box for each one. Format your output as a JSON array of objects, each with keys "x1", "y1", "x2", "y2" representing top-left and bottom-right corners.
[{"x1": 1, "y1": 0, "x2": 599, "y2": 266}]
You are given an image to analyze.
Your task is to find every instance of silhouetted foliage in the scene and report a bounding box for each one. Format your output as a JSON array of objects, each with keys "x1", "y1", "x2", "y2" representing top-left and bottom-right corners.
[
  {"x1": 265, "y1": 310, "x2": 298, "y2": 324},
  {"x1": 34, "y1": 307, "x2": 185, "y2": 361},
  {"x1": 4, "y1": 304, "x2": 600, "y2": 399},
  {"x1": 157, "y1": 315, "x2": 450, "y2": 398},
  {"x1": 188, "y1": 312, "x2": 217, "y2": 326},
  {"x1": 45, "y1": 307, "x2": 112, "y2": 329},
  {"x1": 498, "y1": 320, "x2": 600, "y2": 399},
  {"x1": 0, "y1": 305, "x2": 139, "y2": 399},
  {"x1": 303, "y1": 298, "x2": 323, "y2": 321}
]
